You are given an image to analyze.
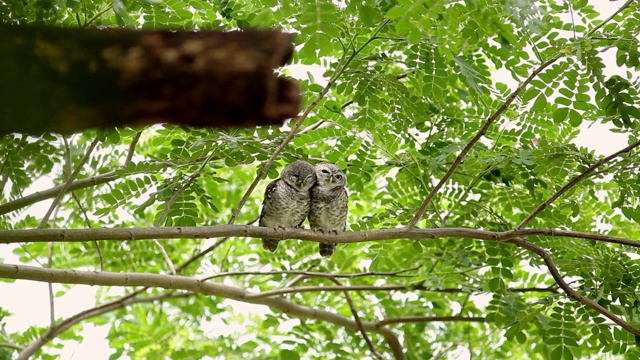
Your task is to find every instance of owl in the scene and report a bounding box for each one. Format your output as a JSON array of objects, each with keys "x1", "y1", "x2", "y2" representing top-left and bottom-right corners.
[
  {"x1": 259, "y1": 160, "x2": 317, "y2": 252},
  {"x1": 308, "y1": 163, "x2": 348, "y2": 257}
]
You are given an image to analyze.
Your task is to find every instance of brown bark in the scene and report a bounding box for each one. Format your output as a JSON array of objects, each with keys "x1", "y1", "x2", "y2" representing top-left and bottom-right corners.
[{"x1": 0, "y1": 24, "x2": 300, "y2": 135}]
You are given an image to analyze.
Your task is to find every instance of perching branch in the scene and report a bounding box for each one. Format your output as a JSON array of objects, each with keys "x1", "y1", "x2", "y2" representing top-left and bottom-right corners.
[
  {"x1": 2, "y1": 225, "x2": 638, "y2": 249},
  {"x1": 517, "y1": 138, "x2": 640, "y2": 229}
]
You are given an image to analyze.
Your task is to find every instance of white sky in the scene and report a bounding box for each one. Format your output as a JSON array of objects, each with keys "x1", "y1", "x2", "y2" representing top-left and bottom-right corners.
[{"x1": 0, "y1": 1, "x2": 637, "y2": 359}]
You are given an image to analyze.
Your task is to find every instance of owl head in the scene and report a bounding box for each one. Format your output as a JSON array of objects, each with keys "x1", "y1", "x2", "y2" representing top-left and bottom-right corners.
[
  {"x1": 281, "y1": 161, "x2": 317, "y2": 192},
  {"x1": 315, "y1": 163, "x2": 346, "y2": 189}
]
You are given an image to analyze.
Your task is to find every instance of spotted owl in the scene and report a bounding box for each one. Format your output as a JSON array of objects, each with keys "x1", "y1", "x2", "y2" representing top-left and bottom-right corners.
[
  {"x1": 308, "y1": 163, "x2": 348, "y2": 257},
  {"x1": 259, "y1": 160, "x2": 317, "y2": 252}
]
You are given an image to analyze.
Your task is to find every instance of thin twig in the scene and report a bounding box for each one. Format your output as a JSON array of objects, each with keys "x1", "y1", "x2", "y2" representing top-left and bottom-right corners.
[
  {"x1": 243, "y1": 283, "x2": 555, "y2": 299},
  {"x1": 0, "y1": 342, "x2": 25, "y2": 351},
  {"x1": 152, "y1": 239, "x2": 176, "y2": 275},
  {"x1": 203, "y1": 265, "x2": 422, "y2": 282},
  {"x1": 38, "y1": 137, "x2": 100, "y2": 228},
  {"x1": 284, "y1": 259, "x2": 321, "y2": 288},
  {"x1": 405, "y1": 55, "x2": 562, "y2": 229},
  {"x1": 509, "y1": 237, "x2": 640, "y2": 336},
  {"x1": 153, "y1": 149, "x2": 218, "y2": 274},
  {"x1": 228, "y1": 19, "x2": 391, "y2": 225},
  {"x1": 123, "y1": 131, "x2": 142, "y2": 168},
  {"x1": 517, "y1": 139, "x2": 640, "y2": 228},
  {"x1": 378, "y1": 316, "x2": 486, "y2": 326},
  {"x1": 71, "y1": 191, "x2": 104, "y2": 271},
  {"x1": 406, "y1": 0, "x2": 635, "y2": 230},
  {"x1": 16, "y1": 290, "x2": 191, "y2": 359},
  {"x1": 0, "y1": 139, "x2": 193, "y2": 216},
  {"x1": 331, "y1": 278, "x2": 385, "y2": 360},
  {"x1": 47, "y1": 241, "x2": 55, "y2": 327},
  {"x1": 175, "y1": 217, "x2": 260, "y2": 274},
  {"x1": 154, "y1": 173, "x2": 200, "y2": 227}
]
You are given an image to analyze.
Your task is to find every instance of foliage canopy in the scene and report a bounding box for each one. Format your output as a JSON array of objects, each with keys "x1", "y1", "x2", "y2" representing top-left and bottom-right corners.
[{"x1": 1, "y1": 0, "x2": 640, "y2": 359}]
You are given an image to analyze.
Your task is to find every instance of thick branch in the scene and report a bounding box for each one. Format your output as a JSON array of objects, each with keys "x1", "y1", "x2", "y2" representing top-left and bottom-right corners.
[
  {"x1": 2, "y1": 264, "x2": 404, "y2": 359},
  {"x1": 405, "y1": 55, "x2": 562, "y2": 229},
  {"x1": 0, "y1": 24, "x2": 299, "y2": 135},
  {"x1": 1, "y1": 225, "x2": 638, "y2": 249},
  {"x1": 517, "y1": 138, "x2": 640, "y2": 228}
]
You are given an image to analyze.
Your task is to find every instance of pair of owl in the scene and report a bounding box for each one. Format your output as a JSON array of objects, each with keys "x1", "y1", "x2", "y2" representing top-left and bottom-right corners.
[{"x1": 259, "y1": 160, "x2": 348, "y2": 257}]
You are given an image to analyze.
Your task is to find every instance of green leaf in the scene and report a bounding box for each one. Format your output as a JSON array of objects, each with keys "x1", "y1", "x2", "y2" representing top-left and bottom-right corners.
[
  {"x1": 280, "y1": 350, "x2": 301, "y2": 360},
  {"x1": 553, "y1": 107, "x2": 569, "y2": 123}
]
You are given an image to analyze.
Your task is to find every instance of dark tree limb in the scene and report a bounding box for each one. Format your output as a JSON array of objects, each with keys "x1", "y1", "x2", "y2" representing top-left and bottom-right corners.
[{"x1": 0, "y1": 24, "x2": 300, "y2": 135}]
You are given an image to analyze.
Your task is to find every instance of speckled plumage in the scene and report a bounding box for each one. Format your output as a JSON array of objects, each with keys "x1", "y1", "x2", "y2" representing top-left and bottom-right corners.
[
  {"x1": 309, "y1": 163, "x2": 348, "y2": 257},
  {"x1": 259, "y1": 161, "x2": 317, "y2": 252}
]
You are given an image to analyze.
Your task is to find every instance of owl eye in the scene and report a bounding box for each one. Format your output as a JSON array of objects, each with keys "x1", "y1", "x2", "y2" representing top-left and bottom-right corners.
[
  {"x1": 291, "y1": 175, "x2": 299, "y2": 180},
  {"x1": 335, "y1": 175, "x2": 342, "y2": 180},
  {"x1": 321, "y1": 169, "x2": 330, "y2": 174}
]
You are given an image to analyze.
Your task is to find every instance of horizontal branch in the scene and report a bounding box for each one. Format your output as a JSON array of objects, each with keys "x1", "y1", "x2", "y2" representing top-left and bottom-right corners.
[
  {"x1": 1, "y1": 225, "x2": 638, "y2": 249},
  {"x1": 0, "y1": 263, "x2": 404, "y2": 359},
  {"x1": 203, "y1": 265, "x2": 422, "y2": 281},
  {"x1": 378, "y1": 316, "x2": 486, "y2": 326},
  {"x1": 245, "y1": 284, "x2": 557, "y2": 299}
]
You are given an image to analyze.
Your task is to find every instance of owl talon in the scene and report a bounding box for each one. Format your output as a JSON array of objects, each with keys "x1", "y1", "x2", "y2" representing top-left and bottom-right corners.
[
  {"x1": 262, "y1": 239, "x2": 279, "y2": 252},
  {"x1": 319, "y1": 243, "x2": 336, "y2": 258}
]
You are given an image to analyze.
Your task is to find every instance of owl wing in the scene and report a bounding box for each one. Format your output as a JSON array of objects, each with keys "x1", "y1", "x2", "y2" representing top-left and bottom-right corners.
[
  {"x1": 259, "y1": 178, "x2": 280, "y2": 227},
  {"x1": 339, "y1": 186, "x2": 349, "y2": 231}
]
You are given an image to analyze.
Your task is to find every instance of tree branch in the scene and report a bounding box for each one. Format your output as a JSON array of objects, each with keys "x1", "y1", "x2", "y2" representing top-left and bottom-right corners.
[
  {"x1": 0, "y1": 147, "x2": 205, "y2": 217},
  {"x1": 202, "y1": 265, "x2": 422, "y2": 282},
  {"x1": 406, "y1": 54, "x2": 562, "y2": 229},
  {"x1": 3, "y1": 264, "x2": 405, "y2": 359},
  {"x1": 1, "y1": 225, "x2": 638, "y2": 249},
  {"x1": 508, "y1": 237, "x2": 640, "y2": 337},
  {"x1": 38, "y1": 137, "x2": 100, "y2": 228},
  {"x1": 517, "y1": 138, "x2": 640, "y2": 228},
  {"x1": 16, "y1": 290, "x2": 192, "y2": 359},
  {"x1": 331, "y1": 278, "x2": 386, "y2": 360},
  {"x1": 0, "y1": 342, "x2": 25, "y2": 351},
  {"x1": 377, "y1": 316, "x2": 486, "y2": 326}
]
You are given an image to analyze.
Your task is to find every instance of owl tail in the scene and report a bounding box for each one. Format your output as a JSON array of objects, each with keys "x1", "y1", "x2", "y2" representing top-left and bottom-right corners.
[
  {"x1": 262, "y1": 239, "x2": 279, "y2": 252},
  {"x1": 319, "y1": 242, "x2": 336, "y2": 258}
]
